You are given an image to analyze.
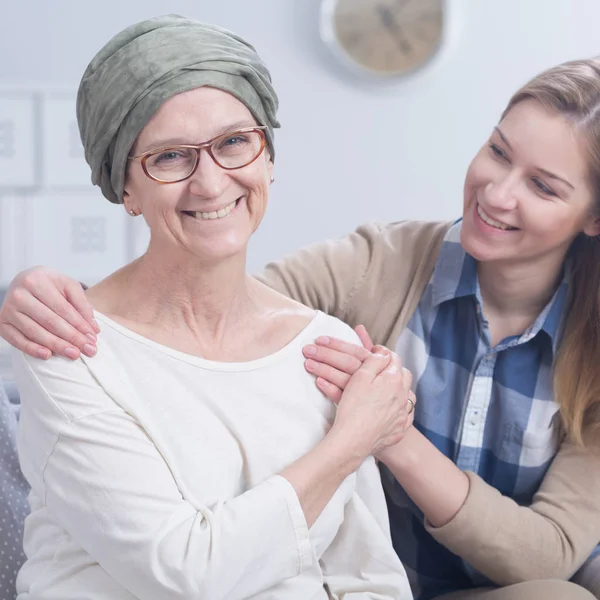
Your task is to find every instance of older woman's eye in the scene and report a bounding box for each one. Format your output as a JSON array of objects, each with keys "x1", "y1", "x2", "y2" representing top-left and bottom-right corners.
[
  {"x1": 531, "y1": 177, "x2": 557, "y2": 197},
  {"x1": 489, "y1": 143, "x2": 508, "y2": 161},
  {"x1": 155, "y1": 150, "x2": 186, "y2": 163},
  {"x1": 219, "y1": 134, "x2": 250, "y2": 148}
]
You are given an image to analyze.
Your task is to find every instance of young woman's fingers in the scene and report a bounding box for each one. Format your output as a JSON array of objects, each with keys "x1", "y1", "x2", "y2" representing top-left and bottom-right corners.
[
  {"x1": 304, "y1": 359, "x2": 351, "y2": 390},
  {"x1": 8, "y1": 312, "x2": 93, "y2": 359},
  {"x1": 8, "y1": 294, "x2": 96, "y2": 354},
  {"x1": 303, "y1": 343, "x2": 365, "y2": 375},
  {"x1": 0, "y1": 322, "x2": 52, "y2": 360},
  {"x1": 28, "y1": 284, "x2": 96, "y2": 340},
  {"x1": 315, "y1": 377, "x2": 343, "y2": 404},
  {"x1": 63, "y1": 281, "x2": 99, "y2": 334},
  {"x1": 354, "y1": 324, "x2": 374, "y2": 351},
  {"x1": 313, "y1": 336, "x2": 371, "y2": 361}
]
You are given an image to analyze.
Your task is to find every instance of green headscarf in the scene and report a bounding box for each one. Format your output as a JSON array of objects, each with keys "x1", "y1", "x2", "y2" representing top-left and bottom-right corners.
[{"x1": 77, "y1": 14, "x2": 280, "y2": 204}]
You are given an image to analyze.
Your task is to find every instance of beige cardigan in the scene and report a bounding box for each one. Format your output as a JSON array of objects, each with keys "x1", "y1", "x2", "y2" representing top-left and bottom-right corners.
[{"x1": 256, "y1": 220, "x2": 600, "y2": 595}]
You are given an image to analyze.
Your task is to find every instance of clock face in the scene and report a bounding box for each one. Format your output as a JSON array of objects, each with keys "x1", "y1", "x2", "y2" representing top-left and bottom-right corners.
[{"x1": 321, "y1": 0, "x2": 444, "y2": 77}]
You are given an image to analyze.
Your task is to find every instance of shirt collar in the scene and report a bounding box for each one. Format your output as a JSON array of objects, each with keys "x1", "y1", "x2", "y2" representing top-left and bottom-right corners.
[
  {"x1": 531, "y1": 269, "x2": 569, "y2": 353},
  {"x1": 430, "y1": 220, "x2": 569, "y2": 353},
  {"x1": 431, "y1": 221, "x2": 478, "y2": 306}
]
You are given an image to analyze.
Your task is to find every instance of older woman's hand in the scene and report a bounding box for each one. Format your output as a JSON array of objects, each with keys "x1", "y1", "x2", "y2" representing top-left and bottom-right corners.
[{"x1": 328, "y1": 349, "x2": 413, "y2": 459}]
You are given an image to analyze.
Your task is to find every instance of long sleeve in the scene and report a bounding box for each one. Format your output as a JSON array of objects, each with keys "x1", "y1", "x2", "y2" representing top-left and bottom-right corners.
[
  {"x1": 319, "y1": 458, "x2": 413, "y2": 599},
  {"x1": 573, "y1": 555, "x2": 600, "y2": 599},
  {"x1": 424, "y1": 439, "x2": 600, "y2": 587},
  {"x1": 254, "y1": 224, "x2": 379, "y2": 321},
  {"x1": 13, "y1": 352, "x2": 313, "y2": 600},
  {"x1": 255, "y1": 220, "x2": 449, "y2": 346}
]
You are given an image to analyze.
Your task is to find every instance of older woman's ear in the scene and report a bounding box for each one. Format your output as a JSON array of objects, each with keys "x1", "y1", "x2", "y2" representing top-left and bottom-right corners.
[{"x1": 267, "y1": 158, "x2": 274, "y2": 184}]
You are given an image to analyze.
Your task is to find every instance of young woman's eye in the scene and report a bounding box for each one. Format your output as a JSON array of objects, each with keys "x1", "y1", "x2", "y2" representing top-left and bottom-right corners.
[
  {"x1": 489, "y1": 143, "x2": 508, "y2": 161},
  {"x1": 531, "y1": 177, "x2": 557, "y2": 197}
]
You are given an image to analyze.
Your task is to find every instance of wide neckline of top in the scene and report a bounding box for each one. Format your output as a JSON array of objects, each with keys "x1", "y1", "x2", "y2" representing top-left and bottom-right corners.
[{"x1": 93, "y1": 309, "x2": 326, "y2": 372}]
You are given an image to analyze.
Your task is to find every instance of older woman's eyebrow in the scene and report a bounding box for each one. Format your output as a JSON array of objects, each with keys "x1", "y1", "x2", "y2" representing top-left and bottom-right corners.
[
  {"x1": 213, "y1": 120, "x2": 259, "y2": 136},
  {"x1": 140, "y1": 120, "x2": 259, "y2": 152}
]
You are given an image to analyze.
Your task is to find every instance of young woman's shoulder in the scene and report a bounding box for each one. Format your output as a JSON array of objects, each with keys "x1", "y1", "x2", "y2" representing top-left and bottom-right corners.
[{"x1": 257, "y1": 220, "x2": 451, "y2": 319}]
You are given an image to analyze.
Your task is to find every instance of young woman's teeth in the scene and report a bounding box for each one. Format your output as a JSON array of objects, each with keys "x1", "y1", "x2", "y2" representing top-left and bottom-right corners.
[
  {"x1": 189, "y1": 200, "x2": 237, "y2": 220},
  {"x1": 477, "y1": 204, "x2": 515, "y2": 231}
]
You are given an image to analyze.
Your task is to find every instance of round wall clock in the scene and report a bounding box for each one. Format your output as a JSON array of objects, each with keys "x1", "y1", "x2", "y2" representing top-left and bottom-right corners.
[{"x1": 320, "y1": 0, "x2": 445, "y2": 79}]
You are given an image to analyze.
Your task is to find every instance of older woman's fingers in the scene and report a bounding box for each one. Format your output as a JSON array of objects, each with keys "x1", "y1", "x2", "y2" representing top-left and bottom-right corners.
[
  {"x1": 304, "y1": 359, "x2": 351, "y2": 390},
  {"x1": 315, "y1": 377, "x2": 343, "y2": 404},
  {"x1": 405, "y1": 392, "x2": 416, "y2": 429},
  {"x1": 371, "y1": 344, "x2": 391, "y2": 356},
  {"x1": 405, "y1": 411, "x2": 415, "y2": 430},
  {"x1": 302, "y1": 338, "x2": 371, "y2": 375},
  {"x1": 402, "y1": 367, "x2": 413, "y2": 393}
]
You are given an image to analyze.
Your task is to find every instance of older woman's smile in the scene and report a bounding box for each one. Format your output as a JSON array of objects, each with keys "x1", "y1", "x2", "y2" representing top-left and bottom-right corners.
[{"x1": 181, "y1": 198, "x2": 241, "y2": 221}]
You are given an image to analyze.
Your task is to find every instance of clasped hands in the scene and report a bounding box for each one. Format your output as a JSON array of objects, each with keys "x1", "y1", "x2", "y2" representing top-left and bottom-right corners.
[{"x1": 303, "y1": 324, "x2": 415, "y2": 460}]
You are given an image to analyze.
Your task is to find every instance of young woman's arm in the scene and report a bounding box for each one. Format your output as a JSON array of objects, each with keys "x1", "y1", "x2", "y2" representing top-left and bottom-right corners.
[
  {"x1": 308, "y1": 335, "x2": 600, "y2": 585},
  {"x1": 0, "y1": 223, "x2": 379, "y2": 360},
  {"x1": 413, "y1": 438, "x2": 600, "y2": 585},
  {"x1": 0, "y1": 221, "x2": 448, "y2": 360}
]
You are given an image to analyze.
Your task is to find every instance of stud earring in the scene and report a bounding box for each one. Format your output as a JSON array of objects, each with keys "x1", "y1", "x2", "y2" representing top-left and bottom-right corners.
[
  {"x1": 129, "y1": 209, "x2": 138, "y2": 216},
  {"x1": 270, "y1": 176, "x2": 275, "y2": 184}
]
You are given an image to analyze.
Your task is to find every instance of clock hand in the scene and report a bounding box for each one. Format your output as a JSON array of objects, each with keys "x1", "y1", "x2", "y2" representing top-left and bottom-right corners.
[{"x1": 377, "y1": 5, "x2": 412, "y2": 54}]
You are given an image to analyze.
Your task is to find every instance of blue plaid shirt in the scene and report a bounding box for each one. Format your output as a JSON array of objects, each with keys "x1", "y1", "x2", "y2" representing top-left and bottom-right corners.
[{"x1": 382, "y1": 221, "x2": 570, "y2": 599}]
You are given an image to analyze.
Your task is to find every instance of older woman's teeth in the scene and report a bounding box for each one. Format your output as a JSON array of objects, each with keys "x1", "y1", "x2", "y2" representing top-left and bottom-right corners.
[
  {"x1": 477, "y1": 204, "x2": 515, "y2": 230},
  {"x1": 191, "y1": 200, "x2": 237, "y2": 220}
]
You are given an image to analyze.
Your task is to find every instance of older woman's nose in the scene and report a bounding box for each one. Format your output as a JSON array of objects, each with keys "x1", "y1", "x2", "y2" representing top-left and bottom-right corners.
[{"x1": 188, "y1": 150, "x2": 230, "y2": 198}]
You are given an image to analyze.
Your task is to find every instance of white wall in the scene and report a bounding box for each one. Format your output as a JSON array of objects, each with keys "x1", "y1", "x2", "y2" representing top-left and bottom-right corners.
[{"x1": 1, "y1": 0, "x2": 600, "y2": 279}]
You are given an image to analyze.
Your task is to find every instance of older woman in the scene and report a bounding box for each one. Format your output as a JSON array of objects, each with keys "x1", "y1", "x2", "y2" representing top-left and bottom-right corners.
[{"x1": 9, "y1": 15, "x2": 412, "y2": 600}]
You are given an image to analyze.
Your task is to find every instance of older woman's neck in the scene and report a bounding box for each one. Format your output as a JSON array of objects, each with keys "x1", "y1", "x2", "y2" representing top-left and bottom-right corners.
[{"x1": 117, "y1": 249, "x2": 259, "y2": 340}]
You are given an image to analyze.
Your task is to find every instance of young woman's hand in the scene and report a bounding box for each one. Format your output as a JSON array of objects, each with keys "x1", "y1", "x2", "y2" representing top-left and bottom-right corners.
[
  {"x1": 0, "y1": 267, "x2": 98, "y2": 360},
  {"x1": 303, "y1": 324, "x2": 400, "y2": 400}
]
